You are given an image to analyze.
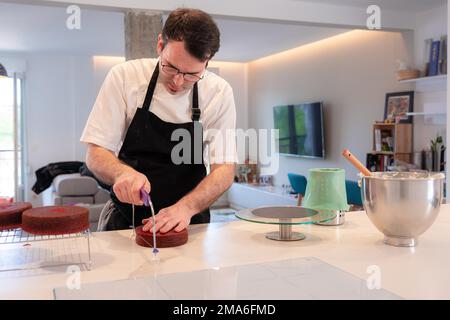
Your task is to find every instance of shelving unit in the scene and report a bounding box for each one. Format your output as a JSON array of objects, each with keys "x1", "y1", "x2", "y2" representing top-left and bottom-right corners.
[
  {"x1": 399, "y1": 74, "x2": 447, "y2": 92},
  {"x1": 367, "y1": 123, "x2": 413, "y2": 172},
  {"x1": 398, "y1": 74, "x2": 446, "y2": 84},
  {"x1": 371, "y1": 151, "x2": 394, "y2": 155}
]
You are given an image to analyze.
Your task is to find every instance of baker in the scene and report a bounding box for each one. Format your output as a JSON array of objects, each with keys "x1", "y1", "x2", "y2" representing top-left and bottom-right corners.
[{"x1": 80, "y1": 8, "x2": 237, "y2": 233}]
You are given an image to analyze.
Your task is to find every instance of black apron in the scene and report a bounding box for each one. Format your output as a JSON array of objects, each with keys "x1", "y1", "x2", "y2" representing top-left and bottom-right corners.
[{"x1": 108, "y1": 62, "x2": 210, "y2": 230}]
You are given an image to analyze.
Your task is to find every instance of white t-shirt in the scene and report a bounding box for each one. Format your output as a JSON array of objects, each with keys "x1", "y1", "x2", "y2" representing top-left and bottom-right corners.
[{"x1": 80, "y1": 58, "x2": 237, "y2": 164}]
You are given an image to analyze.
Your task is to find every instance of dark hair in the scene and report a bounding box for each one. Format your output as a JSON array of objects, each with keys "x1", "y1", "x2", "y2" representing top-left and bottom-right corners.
[{"x1": 162, "y1": 8, "x2": 220, "y2": 62}]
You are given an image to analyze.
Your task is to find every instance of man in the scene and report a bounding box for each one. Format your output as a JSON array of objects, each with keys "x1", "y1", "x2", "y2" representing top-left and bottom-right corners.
[{"x1": 80, "y1": 8, "x2": 237, "y2": 233}]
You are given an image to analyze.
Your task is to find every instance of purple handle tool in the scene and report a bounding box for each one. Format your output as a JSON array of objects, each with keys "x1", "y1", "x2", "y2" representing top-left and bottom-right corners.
[
  {"x1": 140, "y1": 188, "x2": 150, "y2": 207},
  {"x1": 139, "y1": 187, "x2": 160, "y2": 258}
]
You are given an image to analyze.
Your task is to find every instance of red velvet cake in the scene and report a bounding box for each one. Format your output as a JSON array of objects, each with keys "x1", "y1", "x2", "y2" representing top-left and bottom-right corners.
[
  {"x1": 0, "y1": 202, "x2": 32, "y2": 231},
  {"x1": 135, "y1": 226, "x2": 188, "y2": 248},
  {"x1": 22, "y1": 206, "x2": 89, "y2": 235}
]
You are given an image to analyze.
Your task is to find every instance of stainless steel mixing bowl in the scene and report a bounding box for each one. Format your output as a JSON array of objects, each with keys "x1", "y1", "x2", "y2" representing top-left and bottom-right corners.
[{"x1": 361, "y1": 172, "x2": 445, "y2": 247}]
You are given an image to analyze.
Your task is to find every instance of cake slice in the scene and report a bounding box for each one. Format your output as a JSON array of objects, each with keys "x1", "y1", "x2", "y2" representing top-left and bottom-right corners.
[
  {"x1": 0, "y1": 202, "x2": 32, "y2": 231},
  {"x1": 135, "y1": 226, "x2": 188, "y2": 248},
  {"x1": 22, "y1": 206, "x2": 89, "y2": 235}
]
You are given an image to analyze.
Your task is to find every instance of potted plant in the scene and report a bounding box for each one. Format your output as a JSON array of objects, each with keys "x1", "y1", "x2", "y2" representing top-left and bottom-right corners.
[{"x1": 431, "y1": 135, "x2": 443, "y2": 172}]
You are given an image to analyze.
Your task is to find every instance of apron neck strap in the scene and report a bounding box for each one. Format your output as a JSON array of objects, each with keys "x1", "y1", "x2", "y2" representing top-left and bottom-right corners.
[
  {"x1": 192, "y1": 82, "x2": 200, "y2": 122},
  {"x1": 142, "y1": 60, "x2": 160, "y2": 112}
]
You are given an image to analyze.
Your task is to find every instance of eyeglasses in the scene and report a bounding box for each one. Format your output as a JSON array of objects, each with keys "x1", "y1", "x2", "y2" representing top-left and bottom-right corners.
[{"x1": 160, "y1": 60, "x2": 204, "y2": 82}]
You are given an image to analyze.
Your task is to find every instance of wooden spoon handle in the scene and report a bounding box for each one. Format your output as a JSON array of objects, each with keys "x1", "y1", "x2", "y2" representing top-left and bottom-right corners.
[{"x1": 342, "y1": 149, "x2": 373, "y2": 177}]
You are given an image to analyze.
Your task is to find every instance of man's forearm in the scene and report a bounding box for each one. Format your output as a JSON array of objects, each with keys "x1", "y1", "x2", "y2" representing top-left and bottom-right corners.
[
  {"x1": 85, "y1": 143, "x2": 133, "y2": 185},
  {"x1": 177, "y1": 163, "x2": 235, "y2": 215}
]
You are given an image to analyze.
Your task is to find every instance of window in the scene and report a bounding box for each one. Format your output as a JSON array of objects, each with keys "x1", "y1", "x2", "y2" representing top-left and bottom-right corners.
[{"x1": 0, "y1": 73, "x2": 25, "y2": 202}]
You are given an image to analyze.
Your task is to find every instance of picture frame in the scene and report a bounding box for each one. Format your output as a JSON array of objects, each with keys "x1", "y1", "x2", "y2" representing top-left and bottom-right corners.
[
  {"x1": 258, "y1": 175, "x2": 273, "y2": 186},
  {"x1": 384, "y1": 91, "x2": 414, "y2": 123}
]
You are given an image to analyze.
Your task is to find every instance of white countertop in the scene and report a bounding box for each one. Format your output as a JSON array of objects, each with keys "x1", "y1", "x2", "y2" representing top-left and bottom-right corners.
[{"x1": 2, "y1": 204, "x2": 450, "y2": 300}]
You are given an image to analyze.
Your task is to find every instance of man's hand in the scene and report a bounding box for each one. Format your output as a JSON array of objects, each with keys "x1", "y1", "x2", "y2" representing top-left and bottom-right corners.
[
  {"x1": 141, "y1": 163, "x2": 235, "y2": 234},
  {"x1": 142, "y1": 203, "x2": 192, "y2": 233},
  {"x1": 113, "y1": 168, "x2": 151, "y2": 206}
]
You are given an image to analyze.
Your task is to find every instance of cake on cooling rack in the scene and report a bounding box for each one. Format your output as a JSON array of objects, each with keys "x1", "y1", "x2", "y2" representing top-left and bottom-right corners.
[
  {"x1": 0, "y1": 202, "x2": 33, "y2": 231},
  {"x1": 21, "y1": 206, "x2": 89, "y2": 235},
  {"x1": 135, "y1": 226, "x2": 188, "y2": 248}
]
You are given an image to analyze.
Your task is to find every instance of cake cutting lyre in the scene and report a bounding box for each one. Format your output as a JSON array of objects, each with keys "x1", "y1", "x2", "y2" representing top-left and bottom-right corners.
[{"x1": 139, "y1": 188, "x2": 159, "y2": 263}]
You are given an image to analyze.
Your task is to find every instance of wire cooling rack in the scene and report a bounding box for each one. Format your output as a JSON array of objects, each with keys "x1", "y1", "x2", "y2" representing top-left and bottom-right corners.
[{"x1": 0, "y1": 228, "x2": 92, "y2": 272}]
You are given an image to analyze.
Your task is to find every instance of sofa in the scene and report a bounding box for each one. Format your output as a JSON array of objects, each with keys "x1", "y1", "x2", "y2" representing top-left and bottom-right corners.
[{"x1": 42, "y1": 173, "x2": 110, "y2": 231}]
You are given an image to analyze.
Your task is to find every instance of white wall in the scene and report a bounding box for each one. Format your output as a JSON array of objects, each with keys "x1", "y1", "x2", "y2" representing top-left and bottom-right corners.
[
  {"x1": 413, "y1": 4, "x2": 447, "y2": 153},
  {"x1": 208, "y1": 61, "x2": 248, "y2": 130},
  {"x1": 19, "y1": 54, "x2": 94, "y2": 205},
  {"x1": 247, "y1": 30, "x2": 414, "y2": 187}
]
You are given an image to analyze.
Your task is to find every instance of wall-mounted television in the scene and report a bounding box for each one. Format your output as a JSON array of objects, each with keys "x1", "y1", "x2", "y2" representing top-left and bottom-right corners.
[{"x1": 273, "y1": 102, "x2": 325, "y2": 159}]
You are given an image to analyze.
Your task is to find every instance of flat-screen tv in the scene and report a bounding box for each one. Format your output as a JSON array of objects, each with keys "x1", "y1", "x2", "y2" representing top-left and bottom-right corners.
[{"x1": 273, "y1": 102, "x2": 325, "y2": 159}]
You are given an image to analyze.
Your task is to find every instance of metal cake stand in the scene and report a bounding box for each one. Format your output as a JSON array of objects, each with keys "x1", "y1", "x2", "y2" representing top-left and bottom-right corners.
[{"x1": 235, "y1": 206, "x2": 336, "y2": 241}]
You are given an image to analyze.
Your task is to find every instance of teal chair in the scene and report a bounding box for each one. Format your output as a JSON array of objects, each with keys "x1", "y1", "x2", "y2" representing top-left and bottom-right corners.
[
  {"x1": 288, "y1": 173, "x2": 307, "y2": 206},
  {"x1": 345, "y1": 180, "x2": 363, "y2": 208}
]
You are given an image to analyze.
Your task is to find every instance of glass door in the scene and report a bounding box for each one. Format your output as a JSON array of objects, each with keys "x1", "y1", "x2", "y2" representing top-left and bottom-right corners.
[{"x1": 0, "y1": 73, "x2": 25, "y2": 202}]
